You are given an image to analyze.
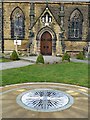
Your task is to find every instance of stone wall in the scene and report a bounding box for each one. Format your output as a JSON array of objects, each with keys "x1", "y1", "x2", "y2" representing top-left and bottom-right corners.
[
  {"x1": 64, "y1": 3, "x2": 89, "y2": 41},
  {"x1": 63, "y1": 3, "x2": 89, "y2": 52},
  {"x1": 2, "y1": 2, "x2": 89, "y2": 55},
  {"x1": 3, "y1": 2, "x2": 30, "y2": 51}
]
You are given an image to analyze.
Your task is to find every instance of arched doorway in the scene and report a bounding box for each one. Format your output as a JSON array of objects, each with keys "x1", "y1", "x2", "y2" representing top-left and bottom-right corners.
[
  {"x1": 40, "y1": 31, "x2": 52, "y2": 55},
  {"x1": 36, "y1": 26, "x2": 57, "y2": 55}
]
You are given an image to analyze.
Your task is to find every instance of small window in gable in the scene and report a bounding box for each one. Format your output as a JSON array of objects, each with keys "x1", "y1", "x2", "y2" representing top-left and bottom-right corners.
[{"x1": 42, "y1": 12, "x2": 52, "y2": 23}]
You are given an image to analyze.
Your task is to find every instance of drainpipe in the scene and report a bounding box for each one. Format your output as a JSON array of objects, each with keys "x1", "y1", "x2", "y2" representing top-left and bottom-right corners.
[{"x1": 0, "y1": 1, "x2": 4, "y2": 53}]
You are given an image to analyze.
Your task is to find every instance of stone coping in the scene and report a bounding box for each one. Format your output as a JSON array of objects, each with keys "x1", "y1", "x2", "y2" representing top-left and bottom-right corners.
[{"x1": 1, "y1": 82, "x2": 89, "y2": 90}]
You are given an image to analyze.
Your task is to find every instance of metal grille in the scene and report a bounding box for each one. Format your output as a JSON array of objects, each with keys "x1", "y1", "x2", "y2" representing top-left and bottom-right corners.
[{"x1": 17, "y1": 89, "x2": 74, "y2": 112}]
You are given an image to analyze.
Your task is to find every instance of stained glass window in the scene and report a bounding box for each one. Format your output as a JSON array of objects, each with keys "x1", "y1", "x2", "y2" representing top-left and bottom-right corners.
[
  {"x1": 68, "y1": 9, "x2": 83, "y2": 40},
  {"x1": 11, "y1": 7, "x2": 25, "y2": 39}
]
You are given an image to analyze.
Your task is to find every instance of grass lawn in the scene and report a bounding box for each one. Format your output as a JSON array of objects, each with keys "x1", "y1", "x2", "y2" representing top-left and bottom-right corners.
[
  {"x1": 1, "y1": 62, "x2": 88, "y2": 87},
  {"x1": 0, "y1": 58, "x2": 12, "y2": 62}
]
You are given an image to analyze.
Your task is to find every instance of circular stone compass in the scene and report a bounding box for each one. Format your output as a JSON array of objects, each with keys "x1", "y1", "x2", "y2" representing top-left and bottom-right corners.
[{"x1": 16, "y1": 89, "x2": 74, "y2": 112}]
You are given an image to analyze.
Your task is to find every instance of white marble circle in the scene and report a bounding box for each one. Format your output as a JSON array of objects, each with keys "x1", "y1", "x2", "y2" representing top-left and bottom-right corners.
[{"x1": 16, "y1": 89, "x2": 74, "y2": 112}]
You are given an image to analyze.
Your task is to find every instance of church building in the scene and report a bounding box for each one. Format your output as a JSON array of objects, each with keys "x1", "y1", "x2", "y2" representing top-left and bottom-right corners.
[{"x1": 0, "y1": 0, "x2": 90, "y2": 55}]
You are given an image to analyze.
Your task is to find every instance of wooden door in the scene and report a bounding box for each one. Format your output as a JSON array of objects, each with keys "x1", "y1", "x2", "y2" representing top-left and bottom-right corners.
[{"x1": 41, "y1": 31, "x2": 52, "y2": 55}]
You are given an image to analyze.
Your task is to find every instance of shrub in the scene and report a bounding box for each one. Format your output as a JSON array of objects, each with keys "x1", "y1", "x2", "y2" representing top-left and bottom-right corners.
[
  {"x1": 10, "y1": 50, "x2": 19, "y2": 60},
  {"x1": 62, "y1": 52, "x2": 70, "y2": 62},
  {"x1": 76, "y1": 51, "x2": 85, "y2": 60},
  {"x1": 36, "y1": 54, "x2": 44, "y2": 64}
]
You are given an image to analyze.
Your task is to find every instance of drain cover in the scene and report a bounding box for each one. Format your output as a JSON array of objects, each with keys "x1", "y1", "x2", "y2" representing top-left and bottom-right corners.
[{"x1": 16, "y1": 89, "x2": 74, "y2": 112}]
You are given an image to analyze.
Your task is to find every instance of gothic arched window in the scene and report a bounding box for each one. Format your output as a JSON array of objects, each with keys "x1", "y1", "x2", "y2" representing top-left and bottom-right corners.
[
  {"x1": 68, "y1": 9, "x2": 83, "y2": 40},
  {"x1": 11, "y1": 7, "x2": 25, "y2": 39}
]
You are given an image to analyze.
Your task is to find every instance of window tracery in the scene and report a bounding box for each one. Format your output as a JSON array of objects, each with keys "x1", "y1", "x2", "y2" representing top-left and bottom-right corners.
[
  {"x1": 11, "y1": 7, "x2": 25, "y2": 39},
  {"x1": 68, "y1": 9, "x2": 83, "y2": 40}
]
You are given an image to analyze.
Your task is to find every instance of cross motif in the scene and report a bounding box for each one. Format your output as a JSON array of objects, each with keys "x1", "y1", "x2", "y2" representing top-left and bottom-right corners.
[{"x1": 46, "y1": 0, "x2": 49, "y2": 6}]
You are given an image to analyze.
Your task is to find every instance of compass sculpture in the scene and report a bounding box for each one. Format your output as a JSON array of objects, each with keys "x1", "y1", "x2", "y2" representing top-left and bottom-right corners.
[{"x1": 17, "y1": 89, "x2": 74, "y2": 112}]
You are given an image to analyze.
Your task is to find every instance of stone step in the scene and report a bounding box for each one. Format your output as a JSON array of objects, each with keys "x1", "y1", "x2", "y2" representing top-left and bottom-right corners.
[{"x1": 19, "y1": 57, "x2": 36, "y2": 63}]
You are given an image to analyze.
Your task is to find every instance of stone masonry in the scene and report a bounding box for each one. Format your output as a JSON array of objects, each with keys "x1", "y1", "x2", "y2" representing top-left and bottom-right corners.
[{"x1": 1, "y1": 1, "x2": 90, "y2": 55}]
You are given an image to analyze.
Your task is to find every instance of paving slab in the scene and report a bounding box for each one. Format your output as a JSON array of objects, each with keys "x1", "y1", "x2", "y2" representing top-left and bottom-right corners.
[{"x1": 0, "y1": 82, "x2": 89, "y2": 118}]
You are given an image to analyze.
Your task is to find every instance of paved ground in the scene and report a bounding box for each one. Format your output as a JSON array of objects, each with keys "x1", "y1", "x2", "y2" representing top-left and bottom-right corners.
[
  {"x1": 0, "y1": 82, "x2": 89, "y2": 118},
  {"x1": 20, "y1": 56, "x2": 89, "y2": 64},
  {"x1": 71, "y1": 58, "x2": 89, "y2": 64},
  {"x1": 0, "y1": 56, "x2": 89, "y2": 70},
  {"x1": 20, "y1": 56, "x2": 62, "y2": 64},
  {"x1": 0, "y1": 60, "x2": 34, "y2": 70}
]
